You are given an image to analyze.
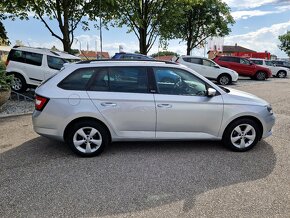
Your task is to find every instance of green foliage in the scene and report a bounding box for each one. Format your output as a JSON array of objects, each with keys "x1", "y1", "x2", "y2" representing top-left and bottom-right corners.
[
  {"x1": 109, "y1": 0, "x2": 176, "y2": 55},
  {"x1": 278, "y1": 31, "x2": 290, "y2": 57},
  {"x1": 161, "y1": 0, "x2": 234, "y2": 55},
  {"x1": 151, "y1": 51, "x2": 179, "y2": 58},
  {"x1": 0, "y1": 62, "x2": 13, "y2": 91}
]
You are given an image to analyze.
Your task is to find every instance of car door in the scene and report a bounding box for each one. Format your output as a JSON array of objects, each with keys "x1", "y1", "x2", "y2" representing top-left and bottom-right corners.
[
  {"x1": 153, "y1": 67, "x2": 224, "y2": 139},
  {"x1": 87, "y1": 66, "x2": 156, "y2": 139},
  {"x1": 23, "y1": 51, "x2": 44, "y2": 84},
  {"x1": 201, "y1": 59, "x2": 220, "y2": 79},
  {"x1": 238, "y1": 58, "x2": 255, "y2": 76}
]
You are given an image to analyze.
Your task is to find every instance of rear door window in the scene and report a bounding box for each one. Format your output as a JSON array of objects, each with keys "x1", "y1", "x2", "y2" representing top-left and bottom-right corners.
[
  {"x1": 89, "y1": 67, "x2": 149, "y2": 93},
  {"x1": 25, "y1": 52, "x2": 43, "y2": 66}
]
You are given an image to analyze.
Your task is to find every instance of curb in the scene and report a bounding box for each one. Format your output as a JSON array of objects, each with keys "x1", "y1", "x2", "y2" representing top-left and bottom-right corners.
[{"x1": 0, "y1": 112, "x2": 33, "y2": 119}]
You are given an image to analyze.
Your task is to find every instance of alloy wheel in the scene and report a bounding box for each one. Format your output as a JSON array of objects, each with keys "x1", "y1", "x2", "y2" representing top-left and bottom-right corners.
[
  {"x1": 230, "y1": 124, "x2": 256, "y2": 149},
  {"x1": 73, "y1": 127, "x2": 102, "y2": 154}
]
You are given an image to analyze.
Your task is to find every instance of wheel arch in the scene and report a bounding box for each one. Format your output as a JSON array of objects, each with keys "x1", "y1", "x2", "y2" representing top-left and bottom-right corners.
[
  {"x1": 222, "y1": 115, "x2": 263, "y2": 140},
  {"x1": 63, "y1": 117, "x2": 112, "y2": 143}
]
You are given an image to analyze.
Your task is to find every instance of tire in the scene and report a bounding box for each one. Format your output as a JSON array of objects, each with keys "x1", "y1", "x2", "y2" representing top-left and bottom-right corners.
[
  {"x1": 276, "y1": 70, "x2": 287, "y2": 78},
  {"x1": 67, "y1": 120, "x2": 109, "y2": 157},
  {"x1": 217, "y1": 74, "x2": 231, "y2": 85},
  {"x1": 11, "y1": 74, "x2": 27, "y2": 92},
  {"x1": 255, "y1": 71, "x2": 266, "y2": 80},
  {"x1": 222, "y1": 118, "x2": 261, "y2": 152}
]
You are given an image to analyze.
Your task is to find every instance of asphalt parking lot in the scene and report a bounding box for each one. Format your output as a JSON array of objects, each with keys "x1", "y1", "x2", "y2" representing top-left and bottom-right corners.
[{"x1": 0, "y1": 77, "x2": 289, "y2": 217}]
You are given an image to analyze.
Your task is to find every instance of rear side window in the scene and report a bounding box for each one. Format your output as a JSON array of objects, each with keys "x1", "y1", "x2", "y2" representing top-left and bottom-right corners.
[
  {"x1": 47, "y1": 56, "x2": 67, "y2": 70},
  {"x1": 58, "y1": 68, "x2": 95, "y2": 90},
  {"x1": 89, "y1": 67, "x2": 148, "y2": 93},
  {"x1": 219, "y1": 57, "x2": 238, "y2": 63},
  {"x1": 183, "y1": 57, "x2": 202, "y2": 64},
  {"x1": 8, "y1": 50, "x2": 25, "y2": 63}
]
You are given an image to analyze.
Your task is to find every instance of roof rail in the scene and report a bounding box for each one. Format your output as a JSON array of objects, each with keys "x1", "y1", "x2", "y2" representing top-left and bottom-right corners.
[{"x1": 76, "y1": 59, "x2": 178, "y2": 65}]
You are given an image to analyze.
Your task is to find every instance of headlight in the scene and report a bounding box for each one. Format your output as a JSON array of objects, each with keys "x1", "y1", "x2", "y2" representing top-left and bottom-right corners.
[{"x1": 267, "y1": 105, "x2": 273, "y2": 114}]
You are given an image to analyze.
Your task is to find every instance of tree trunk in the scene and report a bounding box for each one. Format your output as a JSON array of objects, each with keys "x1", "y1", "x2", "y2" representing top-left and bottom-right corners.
[
  {"x1": 139, "y1": 28, "x2": 147, "y2": 55},
  {"x1": 186, "y1": 39, "x2": 191, "y2": 55}
]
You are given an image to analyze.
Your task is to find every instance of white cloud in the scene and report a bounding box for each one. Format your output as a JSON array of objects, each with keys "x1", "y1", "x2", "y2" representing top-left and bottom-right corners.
[
  {"x1": 224, "y1": 20, "x2": 290, "y2": 57},
  {"x1": 223, "y1": 0, "x2": 277, "y2": 9},
  {"x1": 231, "y1": 4, "x2": 290, "y2": 20}
]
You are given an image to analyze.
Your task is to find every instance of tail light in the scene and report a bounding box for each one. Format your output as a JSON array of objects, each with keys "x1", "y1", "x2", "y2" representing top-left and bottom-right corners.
[
  {"x1": 5, "y1": 59, "x2": 9, "y2": 66},
  {"x1": 35, "y1": 95, "x2": 49, "y2": 111}
]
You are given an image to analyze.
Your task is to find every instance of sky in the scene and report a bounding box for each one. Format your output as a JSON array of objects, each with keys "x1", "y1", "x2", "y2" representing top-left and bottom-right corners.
[{"x1": 2, "y1": 0, "x2": 290, "y2": 58}]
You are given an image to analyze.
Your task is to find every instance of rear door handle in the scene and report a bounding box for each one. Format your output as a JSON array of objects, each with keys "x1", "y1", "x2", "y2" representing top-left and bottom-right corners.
[
  {"x1": 101, "y1": 102, "x2": 117, "y2": 107},
  {"x1": 157, "y1": 104, "x2": 172, "y2": 108}
]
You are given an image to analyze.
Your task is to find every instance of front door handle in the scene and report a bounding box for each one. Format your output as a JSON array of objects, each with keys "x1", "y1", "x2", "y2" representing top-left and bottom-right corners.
[
  {"x1": 157, "y1": 104, "x2": 172, "y2": 108},
  {"x1": 101, "y1": 102, "x2": 117, "y2": 107}
]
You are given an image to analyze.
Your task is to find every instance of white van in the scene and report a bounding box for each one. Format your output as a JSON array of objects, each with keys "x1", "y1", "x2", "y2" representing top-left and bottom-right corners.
[{"x1": 6, "y1": 46, "x2": 81, "y2": 92}]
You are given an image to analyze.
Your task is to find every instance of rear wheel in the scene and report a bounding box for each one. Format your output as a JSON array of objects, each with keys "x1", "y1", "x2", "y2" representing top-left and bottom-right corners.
[
  {"x1": 255, "y1": 71, "x2": 266, "y2": 80},
  {"x1": 217, "y1": 74, "x2": 231, "y2": 85},
  {"x1": 11, "y1": 74, "x2": 27, "y2": 92},
  {"x1": 276, "y1": 70, "x2": 287, "y2": 78},
  {"x1": 67, "y1": 120, "x2": 109, "y2": 157},
  {"x1": 222, "y1": 118, "x2": 261, "y2": 152}
]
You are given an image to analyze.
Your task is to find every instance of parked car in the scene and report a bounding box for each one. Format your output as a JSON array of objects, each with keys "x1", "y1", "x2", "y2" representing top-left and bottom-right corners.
[
  {"x1": 213, "y1": 56, "x2": 272, "y2": 80},
  {"x1": 250, "y1": 58, "x2": 289, "y2": 78},
  {"x1": 6, "y1": 46, "x2": 81, "y2": 92},
  {"x1": 32, "y1": 60, "x2": 275, "y2": 157},
  {"x1": 112, "y1": 52, "x2": 154, "y2": 60},
  {"x1": 271, "y1": 60, "x2": 290, "y2": 70},
  {"x1": 174, "y1": 56, "x2": 238, "y2": 85}
]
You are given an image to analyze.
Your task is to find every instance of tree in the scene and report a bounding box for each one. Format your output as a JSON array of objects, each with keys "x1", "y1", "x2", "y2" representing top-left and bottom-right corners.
[
  {"x1": 151, "y1": 51, "x2": 179, "y2": 58},
  {"x1": 278, "y1": 31, "x2": 290, "y2": 57},
  {"x1": 25, "y1": 0, "x2": 99, "y2": 53},
  {"x1": 0, "y1": 21, "x2": 9, "y2": 44},
  {"x1": 162, "y1": 0, "x2": 234, "y2": 55},
  {"x1": 110, "y1": 0, "x2": 176, "y2": 55}
]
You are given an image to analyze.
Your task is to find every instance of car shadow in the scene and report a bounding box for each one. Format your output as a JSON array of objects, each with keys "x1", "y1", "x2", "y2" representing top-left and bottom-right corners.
[{"x1": 0, "y1": 137, "x2": 276, "y2": 217}]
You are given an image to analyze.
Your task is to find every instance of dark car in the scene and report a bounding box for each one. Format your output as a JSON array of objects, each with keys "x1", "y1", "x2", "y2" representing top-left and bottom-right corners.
[
  {"x1": 272, "y1": 60, "x2": 290, "y2": 69},
  {"x1": 213, "y1": 56, "x2": 272, "y2": 80},
  {"x1": 112, "y1": 52, "x2": 154, "y2": 60}
]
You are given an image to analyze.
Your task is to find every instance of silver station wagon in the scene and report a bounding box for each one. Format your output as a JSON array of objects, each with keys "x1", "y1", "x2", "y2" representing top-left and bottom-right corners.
[{"x1": 32, "y1": 60, "x2": 275, "y2": 157}]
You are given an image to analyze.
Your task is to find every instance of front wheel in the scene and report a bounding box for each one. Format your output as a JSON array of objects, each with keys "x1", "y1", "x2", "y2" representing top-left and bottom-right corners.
[
  {"x1": 67, "y1": 120, "x2": 109, "y2": 157},
  {"x1": 276, "y1": 70, "x2": 287, "y2": 78},
  {"x1": 222, "y1": 118, "x2": 261, "y2": 152},
  {"x1": 217, "y1": 74, "x2": 231, "y2": 85}
]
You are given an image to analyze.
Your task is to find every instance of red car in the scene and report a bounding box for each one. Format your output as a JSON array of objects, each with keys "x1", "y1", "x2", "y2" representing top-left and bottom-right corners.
[{"x1": 213, "y1": 56, "x2": 272, "y2": 80}]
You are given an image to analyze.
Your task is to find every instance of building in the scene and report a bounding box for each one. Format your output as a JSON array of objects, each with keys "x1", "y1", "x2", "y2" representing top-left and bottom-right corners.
[
  {"x1": 0, "y1": 45, "x2": 11, "y2": 62},
  {"x1": 208, "y1": 44, "x2": 271, "y2": 60},
  {"x1": 78, "y1": 50, "x2": 110, "y2": 60}
]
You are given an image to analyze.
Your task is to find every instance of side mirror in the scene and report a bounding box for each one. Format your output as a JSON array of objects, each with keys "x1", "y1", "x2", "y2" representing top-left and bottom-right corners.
[
  {"x1": 214, "y1": 65, "x2": 220, "y2": 68},
  {"x1": 207, "y1": 88, "x2": 216, "y2": 97}
]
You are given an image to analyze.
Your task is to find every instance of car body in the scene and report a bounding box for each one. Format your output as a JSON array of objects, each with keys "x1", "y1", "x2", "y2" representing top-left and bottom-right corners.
[
  {"x1": 250, "y1": 58, "x2": 289, "y2": 78},
  {"x1": 271, "y1": 60, "x2": 290, "y2": 70},
  {"x1": 112, "y1": 52, "x2": 154, "y2": 60},
  {"x1": 6, "y1": 46, "x2": 81, "y2": 92},
  {"x1": 213, "y1": 56, "x2": 272, "y2": 80},
  {"x1": 175, "y1": 56, "x2": 238, "y2": 85},
  {"x1": 32, "y1": 60, "x2": 275, "y2": 156}
]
